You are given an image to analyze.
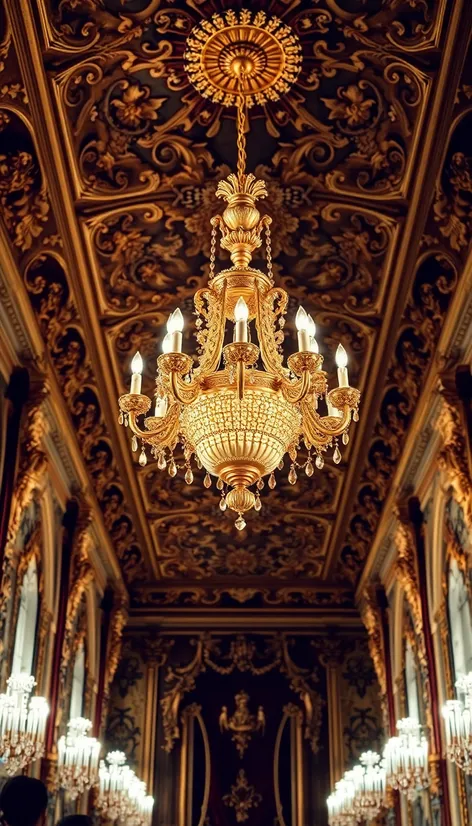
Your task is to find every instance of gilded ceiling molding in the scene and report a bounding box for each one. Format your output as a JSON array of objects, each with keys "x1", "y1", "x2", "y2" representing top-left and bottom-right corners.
[
  {"x1": 436, "y1": 380, "x2": 472, "y2": 533},
  {"x1": 5, "y1": 381, "x2": 49, "y2": 550},
  {"x1": 58, "y1": 506, "x2": 94, "y2": 712},
  {"x1": 394, "y1": 519, "x2": 424, "y2": 648},
  {"x1": 104, "y1": 596, "x2": 129, "y2": 706},
  {"x1": 359, "y1": 589, "x2": 387, "y2": 714}
]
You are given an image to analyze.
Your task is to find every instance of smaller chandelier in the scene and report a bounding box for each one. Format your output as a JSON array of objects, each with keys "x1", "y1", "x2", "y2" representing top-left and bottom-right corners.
[
  {"x1": 0, "y1": 674, "x2": 49, "y2": 774},
  {"x1": 383, "y1": 718, "x2": 428, "y2": 800},
  {"x1": 57, "y1": 717, "x2": 101, "y2": 798},
  {"x1": 97, "y1": 751, "x2": 134, "y2": 821},
  {"x1": 327, "y1": 775, "x2": 357, "y2": 826},
  {"x1": 128, "y1": 776, "x2": 154, "y2": 826},
  {"x1": 351, "y1": 751, "x2": 386, "y2": 821},
  {"x1": 97, "y1": 751, "x2": 153, "y2": 824},
  {"x1": 442, "y1": 672, "x2": 472, "y2": 773}
]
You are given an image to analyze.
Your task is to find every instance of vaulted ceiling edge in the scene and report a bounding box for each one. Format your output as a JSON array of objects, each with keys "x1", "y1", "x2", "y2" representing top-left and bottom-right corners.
[{"x1": 1, "y1": 0, "x2": 472, "y2": 610}]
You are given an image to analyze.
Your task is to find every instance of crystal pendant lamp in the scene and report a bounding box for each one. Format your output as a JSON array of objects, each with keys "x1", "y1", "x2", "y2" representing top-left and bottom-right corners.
[
  {"x1": 383, "y1": 718, "x2": 429, "y2": 799},
  {"x1": 0, "y1": 674, "x2": 49, "y2": 774},
  {"x1": 442, "y1": 672, "x2": 472, "y2": 772},
  {"x1": 117, "y1": 11, "x2": 361, "y2": 529},
  {"x1": 57, "y1": 717, "x2": 101, "y2": 798}
]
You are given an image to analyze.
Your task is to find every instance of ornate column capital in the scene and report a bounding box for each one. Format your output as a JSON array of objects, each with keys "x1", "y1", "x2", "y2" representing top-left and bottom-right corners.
[{"x1": 142, "y1": 635, "x2": 173, "y2": 667}]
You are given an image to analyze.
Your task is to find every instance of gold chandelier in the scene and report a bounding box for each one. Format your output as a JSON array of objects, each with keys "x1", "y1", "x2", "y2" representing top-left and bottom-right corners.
[{"x1": 118, "y1": 10, "x2": 360, "y2": 530}]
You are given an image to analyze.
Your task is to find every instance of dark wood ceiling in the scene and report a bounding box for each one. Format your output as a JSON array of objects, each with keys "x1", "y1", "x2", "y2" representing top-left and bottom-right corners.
[{"x1": 1, "y1": 0, "x2": 472, "y2": 613}]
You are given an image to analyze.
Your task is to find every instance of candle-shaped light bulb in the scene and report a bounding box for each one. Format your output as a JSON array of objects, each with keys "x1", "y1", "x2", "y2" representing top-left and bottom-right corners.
[
  {"x1": 307, "y1": 314, "x2": 319, "y2": 354},
  {"x1": 295, "y1": 306, "x2": 310, "y2": 352},
  {"x1": 154, "y1": 396, "x2": 168, "y2": 418},
  {"x1": 130, "y1": 351, "x2": 143, "y2": 394},
  {"x1": 167, "y1": 308, "x2": 184, "y2": 351},
  {"x1": 234, "y1": 296, "x2": 249, "y2": 342},
  {"x1": 162, "y1": 333, "x2": 172, "y2": 354},
  {"x1": 335, "y1": 343, "x2": 349, "y2": 386}
]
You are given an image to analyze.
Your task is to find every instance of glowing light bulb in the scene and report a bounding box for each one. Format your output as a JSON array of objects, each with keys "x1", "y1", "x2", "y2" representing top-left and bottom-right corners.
[
  {"x1": 130, "y1": 351, "x2": 143, "y2": 393},
  {"x1": 307, "y1": 314, "x2": 319, "y2": 354},
  {"x1": 335, "y1": 343, "x2": 348, "y2": 369},
  {"x1": 167, "y1": 308, "x2": 184, "y2": 334},
  {"x1": 235, "y1": 297, "x2": 249, "y2": 322},
  {"x1": 131, "y1": 351, "x2": 143, "y2": 374},
  {"x1": 295, "y1": 306, "x2": 308, "y2": 331},
  {"x1": 162, "y1": 333, "x2": 172, "y2": 354},
  {"x1": 295, "y1": 306, "x2": 310, "y2": 351},
  {"x1": 234, "y1": 296, "x2": 249, "y2": 342},
  {"x1": 335, "y1": 343, "x2": 349, "y2": 386},
  {"x1": 166, "y1": 309, "x2": 184, "y2": 352}
]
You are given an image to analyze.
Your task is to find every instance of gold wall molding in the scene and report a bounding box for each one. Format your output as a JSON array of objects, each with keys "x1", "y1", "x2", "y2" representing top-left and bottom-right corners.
[{"x1": 436, "y1": 380, "x2": 472, "y2": 533}]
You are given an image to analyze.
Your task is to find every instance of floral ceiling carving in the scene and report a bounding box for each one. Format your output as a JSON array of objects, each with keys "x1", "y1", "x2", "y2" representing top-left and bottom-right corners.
[{"x1": 0, "y1": 0, "x2": 470, "y2": 609}]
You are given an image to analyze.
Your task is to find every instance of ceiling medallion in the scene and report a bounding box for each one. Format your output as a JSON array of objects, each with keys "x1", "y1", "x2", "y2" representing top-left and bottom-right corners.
[
  {"x1": 118, "y1": 13, "x2": 361, "y2": 530},
  {"x1": 184, "y1": 9, "x2": 302, "y2": 107}
]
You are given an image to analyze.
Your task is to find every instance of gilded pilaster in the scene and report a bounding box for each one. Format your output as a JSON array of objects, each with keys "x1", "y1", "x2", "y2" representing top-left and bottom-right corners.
[
  {"x1": 359, "y1": 588, "x2": 389, "y2": 731},
  {"x1": 436, "y1": 381, "x2": 472, "y2": 533},
  {"x1": 140, "y1": 636, "x2": 172, "y2": 790}
]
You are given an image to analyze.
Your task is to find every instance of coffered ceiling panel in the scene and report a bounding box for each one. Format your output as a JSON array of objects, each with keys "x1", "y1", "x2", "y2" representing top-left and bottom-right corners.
[{"x1": 0, "y1": 0, "x2": 470, "y2": 612}]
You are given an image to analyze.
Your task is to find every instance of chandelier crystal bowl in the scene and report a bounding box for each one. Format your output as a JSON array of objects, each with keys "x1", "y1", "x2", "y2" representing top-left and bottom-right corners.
[{"x1": 118, "y1": 11, "x2": 361, "y2": 528}]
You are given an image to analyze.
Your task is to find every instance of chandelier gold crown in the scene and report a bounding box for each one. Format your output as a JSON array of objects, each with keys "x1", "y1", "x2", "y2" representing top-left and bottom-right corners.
[{"x1": 118, "y1": 10, "x2": 360, "y2": 530}]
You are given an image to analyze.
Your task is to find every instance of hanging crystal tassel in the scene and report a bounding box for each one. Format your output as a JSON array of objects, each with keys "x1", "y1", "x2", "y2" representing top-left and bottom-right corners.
[
  {"x1": 288, "y1": 465, "x2": 297, "y2": 485},
  {"x1": 256, "y1": 478, "x2": 264, "y2": 491},
  {"x1": 353, "y1": 409, "x2": 359, "y2": 422},
  {"x1": 342, "y1": 431, "x2": 349, "y2": 445},
  {"x1": 254, "y1": 494, "x2": 262, "y2": 512},
  {"x1": 196, "y1": 458, "x2": 203, "y2": 470},
  {"x1": 204, "y1": 472, "x2": 212, "y2": 489},
  {"x1": 305, "y1": 460, "x2": 314, "y2": 477},
  {"x1": 278, "y1": 458, "x2": 284, "y2": 471},
  {"x1": 169, "y1": 459, "x2": 177, "y2": 477},
  {"x1": 118, "y1": 412, "x2": 124, "y2": 425},
  {"x1": 185, "y1": 467, "x2": 194, "y2": 485},
  {"x1": 268, "y1": 473, "x2": 276, "y2": 489},
  {"x1": 219, "y1": 496, "x2": 227, "y2": 512},
  {"x1": 158, "y1": 452, "x2": 166, "y2": 470},
  {"x1": 131, "y1": 435, "x2": 138, "y2": 452},
  {"x1": 315, "y1": 454, "x2": 324, "y2": 470},
  {"x1": 216, "y1": 478, "x2": 224, "y2": 491},
  {"x1": 139, "y1": 448, "x2": 147, "y2": 467},
  {"x1": 333, "y1": 445, "x2": 341, "y2": 464},
  {"x1": 235, "y1": 514, "x2": 246, "y2": 531}
]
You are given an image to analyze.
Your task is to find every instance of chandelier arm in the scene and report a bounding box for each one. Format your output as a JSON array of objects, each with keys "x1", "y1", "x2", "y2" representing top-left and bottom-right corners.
[
  {"x1": 169, "y1": 371, "x2": 201, "y2": 405},
  {"x1": 127, "y1": 404, "x2": 181, "y2": 448},
  {"x1": 193, "y1": 283, "x2": 227, "y2": 378},
  {"x1": 255, "y1": 286, "x2": 289, "y2": 379},
  {"x1": 301, "y1": 402, "x2": 351, "y2": 444},
  {"x1": 280, "y1": 371, "x2": 312, "y2": 404}
]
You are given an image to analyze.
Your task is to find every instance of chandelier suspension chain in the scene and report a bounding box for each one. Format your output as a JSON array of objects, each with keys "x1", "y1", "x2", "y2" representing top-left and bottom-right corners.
[
  {"x1": 236, "y1": 90, "x2": 247, "y2": 182},
  {"x1": 209, "y1": 222, "x2": 217, "y2": 280}
]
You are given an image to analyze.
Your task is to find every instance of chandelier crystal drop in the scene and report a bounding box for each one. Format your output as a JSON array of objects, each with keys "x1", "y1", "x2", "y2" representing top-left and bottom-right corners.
[
  {"x1": 57, "y1": 717, "x2": 101, "y2": 798},
  {"x1": 442, "y1": 672, "x2": 472, "y2": 773},
  {"x1": 0, "y1": 674, "x2": 49, "y2": 774},
  {"x1": 383, "y1": 717, "x2": 429, "y2": 799},
  {"x1": 118, "y1": 17, "x2": 361, "y2": 527}
]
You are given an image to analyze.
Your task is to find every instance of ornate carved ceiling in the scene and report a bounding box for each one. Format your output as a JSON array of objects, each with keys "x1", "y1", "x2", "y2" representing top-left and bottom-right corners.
[{"x1": 1, "y1": 0, "x2": 472, "y2": 612}]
